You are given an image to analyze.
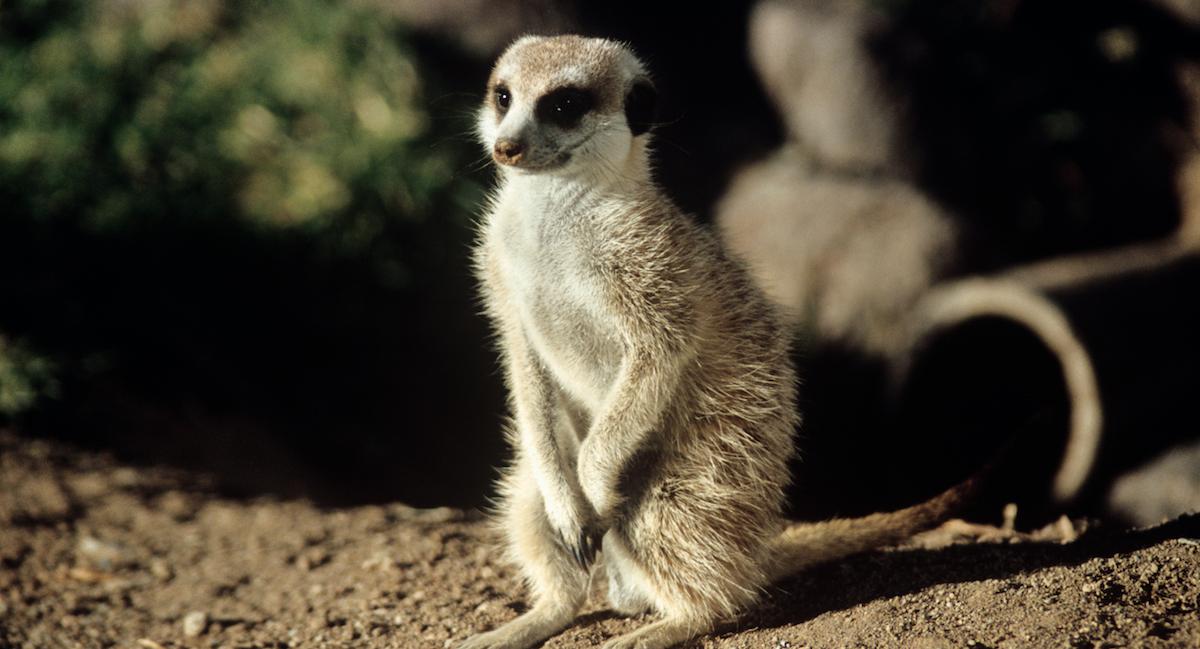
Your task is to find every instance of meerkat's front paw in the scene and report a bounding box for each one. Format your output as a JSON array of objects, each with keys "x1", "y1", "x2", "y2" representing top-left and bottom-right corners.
[
  {"x1": 565, "y1": 522, "x2": 603, "y2": 567},
  {"x1": 578, "y1": 440, "x2": 621, "y2": 522},
  {"x1": 545, "y1": 497, "x2": 603, "y2": 567}
]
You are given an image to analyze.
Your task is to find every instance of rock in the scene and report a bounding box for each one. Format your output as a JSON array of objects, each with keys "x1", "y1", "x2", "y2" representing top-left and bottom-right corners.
[
  {"x1": 149, "y1": 558, "x2": 173, "y2": 581},
  {"x1": 409, "y1": 506, "x2": 462, "y2": 524},
  {"x1": 67, "y1": 566, "x2": 111, "y2": 583},
  {"x1": 182, "y1": 611, "x2": 208, "y2": 637},
  {"x1": 361, "y1": 551, "x2": 395, "y2": 572},
  {"x1": 4, "y1": 476, "x2": 73, "y2": 523},
  {"x1": 76, "y1": 536, "x2": 133, "y2": 571},
  {"x1": 1109, "y1": 440, "x2": 1200, "y2": 526},
  {"x1": 306, "y1": 614, "x2": 327, "y2": 632},
  {"x1": 296, "y1": 548, "x2": 330, "y2": 571},
  {"x1": 156, "y1": 491, "x2": 200, "y2": 522}
]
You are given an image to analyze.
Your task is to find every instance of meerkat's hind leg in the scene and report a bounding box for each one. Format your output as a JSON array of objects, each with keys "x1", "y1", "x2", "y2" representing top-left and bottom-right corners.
[
  {"x1": 602, "y1": 616, "x2": 708, "y2": 649},
  {"x1": 458, "y1": 461, "x2": 589, "y2": 649},
  {"x1": 600, "y1": 534, "x2": 712, "y2": 647},
  {"x1": 459, "y1": 601, "x2": 582, "y2": 649},
  {"x1": 603, "y1": 530, "x2": 654, "y2": 617},
  {"x1": 606, "y1": 565, "x2": 653, "y2": 618}
]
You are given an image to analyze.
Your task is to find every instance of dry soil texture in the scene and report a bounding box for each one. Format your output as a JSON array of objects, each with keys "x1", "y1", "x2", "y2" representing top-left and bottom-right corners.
[{"x1": 1, "y1": 431, "x2": 1198, "y2": 649}]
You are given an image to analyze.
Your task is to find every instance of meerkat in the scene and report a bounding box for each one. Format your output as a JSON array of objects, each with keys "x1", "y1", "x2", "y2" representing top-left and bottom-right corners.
[{"x1": 463, "y1": 35, "x2": 979, "y2": 649}]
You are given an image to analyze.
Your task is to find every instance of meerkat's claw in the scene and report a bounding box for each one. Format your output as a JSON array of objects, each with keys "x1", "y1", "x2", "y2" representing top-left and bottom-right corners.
[
  {"x1": 584, "y1": 526, "x2": 603, "y2": 562},
  {"x1": 563, "y1": 525, "x2": 601, "y2": 567},
  {"x1": 572, "y1": 532, "x2": 590, "y2": 567}
]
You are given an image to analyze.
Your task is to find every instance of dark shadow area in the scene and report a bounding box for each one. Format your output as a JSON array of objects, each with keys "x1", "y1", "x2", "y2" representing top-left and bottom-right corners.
[
  {"x1": 0, "y1": 214, "x2": 508, "y2": 508},
  {"x1": 875, "y1": 0, "x2": 1199, "y2": 270},
  {"x1": 894, "y1": 316, "x2": 1073, "y2": 524},
  {"x1": 787, "y1": 316, "x2": 1071, "y2": 526},
  {"x1": 786, "y1": 341, "x2": 893, "y2": 520},
  {"x1": 1056, "y1": 254, "x2": 1200, "y2": 516}
]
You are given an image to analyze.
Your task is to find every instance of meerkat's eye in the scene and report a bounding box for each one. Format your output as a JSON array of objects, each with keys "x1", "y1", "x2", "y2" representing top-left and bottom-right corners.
[
  {"x1": 495, "y1": 85, "x2": 512, "y2": 113},
  {"x1": 536, "y1": 87, "x2": 594, "y2": 129}
]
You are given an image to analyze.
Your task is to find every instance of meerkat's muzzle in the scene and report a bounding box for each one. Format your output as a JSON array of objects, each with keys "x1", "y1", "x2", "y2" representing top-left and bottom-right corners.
[{"x1": 493, "y1": 138, "x2": 526, "y2": 166}]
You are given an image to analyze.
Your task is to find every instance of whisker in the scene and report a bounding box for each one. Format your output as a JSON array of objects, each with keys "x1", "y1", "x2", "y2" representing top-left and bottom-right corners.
[{"x1": 464, "y1": 154, "x2": 496, "y2": 174}]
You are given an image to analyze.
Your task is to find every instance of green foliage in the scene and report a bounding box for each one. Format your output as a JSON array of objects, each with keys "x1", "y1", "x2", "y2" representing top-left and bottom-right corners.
[
  {"x1": 0, "y1": 336, "x2": 58, "y2": 417},
  {"x1": 0, "y1": 0, "x2": 478, "y2": 246},
  {"x1": 0, "y1": 0, "x2": 486, "y2": 416}
]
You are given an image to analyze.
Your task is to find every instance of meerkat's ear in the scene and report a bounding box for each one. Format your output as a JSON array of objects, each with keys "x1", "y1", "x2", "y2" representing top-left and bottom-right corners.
[{"x1": 625, "y1": 79, "x2": 657, "y2": 137}]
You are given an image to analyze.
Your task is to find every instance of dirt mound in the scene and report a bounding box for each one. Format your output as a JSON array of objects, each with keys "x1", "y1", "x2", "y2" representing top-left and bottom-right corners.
[{"x1": 1, "y1": 431, "x2": 1197, "y2": 648}]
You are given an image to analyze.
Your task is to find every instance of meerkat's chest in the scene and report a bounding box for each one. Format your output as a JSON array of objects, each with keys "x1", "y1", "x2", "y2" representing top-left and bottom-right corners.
[{"x1": 493, "y1": 206, "x2": 624, "y2": 407}]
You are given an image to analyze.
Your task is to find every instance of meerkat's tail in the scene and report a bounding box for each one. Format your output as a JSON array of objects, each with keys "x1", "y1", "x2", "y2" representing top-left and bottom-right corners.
[{"x1": 766, "y1": 470, "x2": 986, "y2": 582}]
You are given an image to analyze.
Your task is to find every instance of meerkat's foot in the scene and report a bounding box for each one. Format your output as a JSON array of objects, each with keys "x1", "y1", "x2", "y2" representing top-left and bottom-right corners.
[
  {"x1": 461, "y1": 460, "x2": 589, "y2": 649},
  {"x1": 458, "y1": 603, "x2": 578, "y2": 649},
  {"x1": 601, "y1": 617, "x2": 702, "y2": 649}
]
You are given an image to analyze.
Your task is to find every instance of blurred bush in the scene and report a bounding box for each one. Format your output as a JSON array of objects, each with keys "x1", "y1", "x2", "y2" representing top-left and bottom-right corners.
[
  {"x1": 0, "y1": 335, "x2": 57, "y2": 416},
  {"x1": 1, "y1": 0, "x2": 477, "y2": 261},
  {"x1": 0, "y1": 0, "x2": 484, "y2": 418}
]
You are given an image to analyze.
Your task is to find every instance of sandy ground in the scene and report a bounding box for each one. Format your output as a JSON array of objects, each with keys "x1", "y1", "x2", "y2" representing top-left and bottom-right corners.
[{"x1": 2, "y1": 430, "x2": 1199, "y2": 649}]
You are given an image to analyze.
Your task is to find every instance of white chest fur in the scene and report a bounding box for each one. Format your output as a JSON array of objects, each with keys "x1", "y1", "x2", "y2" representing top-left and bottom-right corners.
[{"x1": 489, "y1": 176, "x2": 625, "y2": 411}]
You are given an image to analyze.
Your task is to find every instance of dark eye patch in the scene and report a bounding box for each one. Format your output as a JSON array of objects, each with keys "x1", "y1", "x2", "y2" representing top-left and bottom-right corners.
[
  {"x1": 536, "y1": 87, "x2": 594, "y2": 129},
  {"x1": 494, "y1": 84, "x2": 511, "y2": 114}
]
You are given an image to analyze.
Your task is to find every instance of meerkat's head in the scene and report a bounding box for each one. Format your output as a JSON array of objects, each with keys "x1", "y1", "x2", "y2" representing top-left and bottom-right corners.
[{"x1": 478, "y1": 35, "x2": 657, "y2": 177}]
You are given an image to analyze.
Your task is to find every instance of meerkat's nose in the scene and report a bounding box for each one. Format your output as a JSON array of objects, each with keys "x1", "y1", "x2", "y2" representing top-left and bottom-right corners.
[{"x1": 493, "y1": 138, "x2": 525, "y2": 165}]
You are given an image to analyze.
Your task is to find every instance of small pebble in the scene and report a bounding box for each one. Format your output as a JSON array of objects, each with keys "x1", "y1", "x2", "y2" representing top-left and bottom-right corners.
[
  {"x1": 297, "y1": 549, "x2": 330, "y2": 571},
  {"x1": 157, "y1": 491, "x2": 199, "y2": 521},
  {"x1": 413, "y1": 507, "x2": 460, "y2": 524},
  {"x1": 182, "y1": 611, "x2": 208, "y2": 637},
  {"x1": 361, "y1": 551, "x2": 394, "y2": 571},
  {"x1": 149, "y1": 558, "x2": 173, "y2": 581},
  {"x1": 77, "y1": 536, "x2": 130, "y2": 571}
]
